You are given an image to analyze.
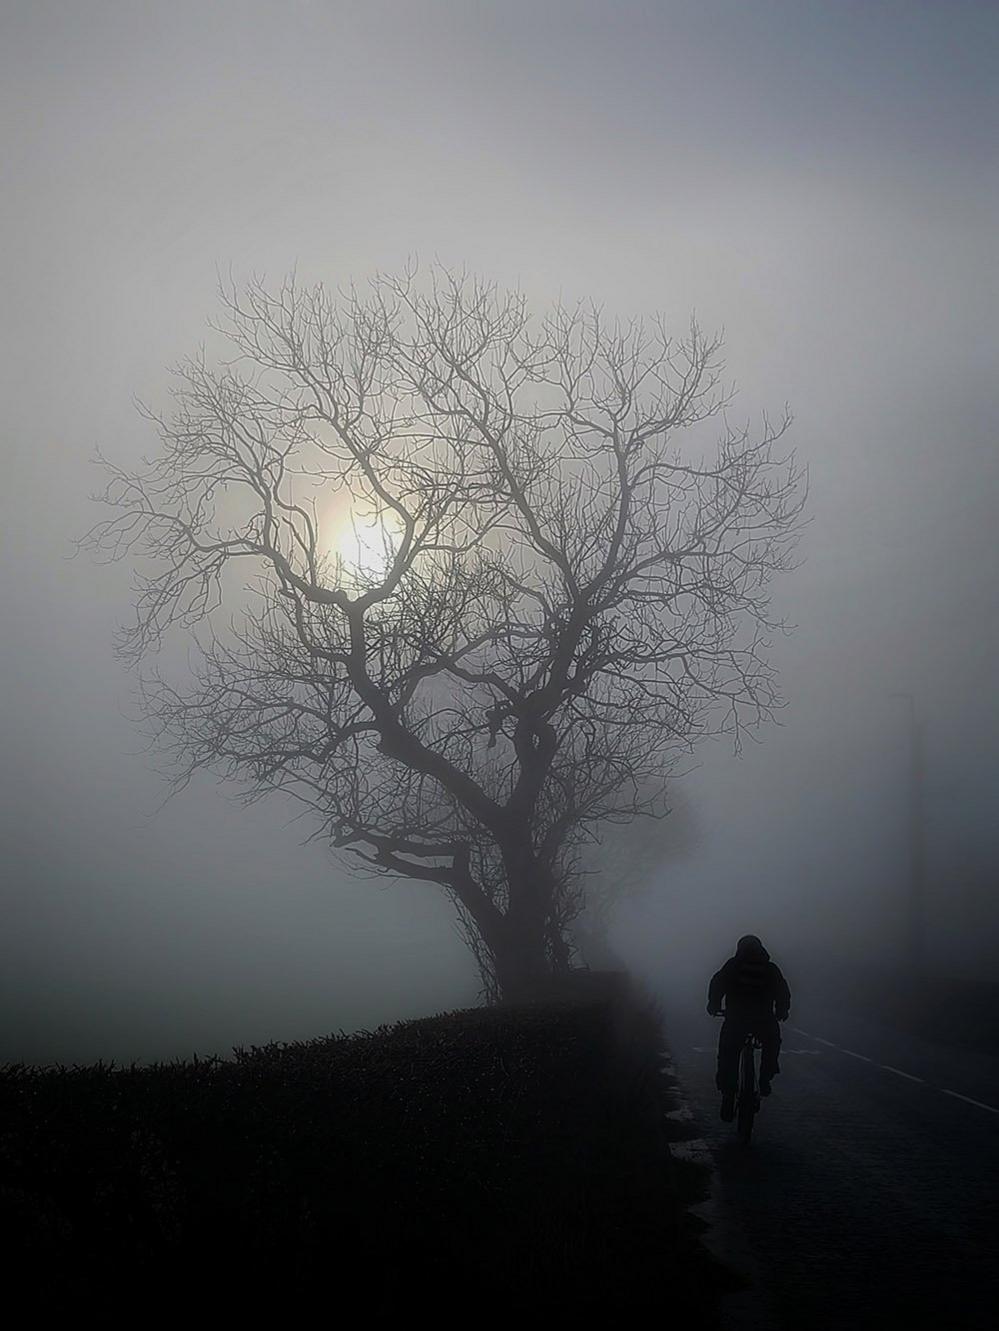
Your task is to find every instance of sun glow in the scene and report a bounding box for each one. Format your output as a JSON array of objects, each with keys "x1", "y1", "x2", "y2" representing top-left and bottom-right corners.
[{"x1": 322, "y1": 503, "x2": 404, "y2": 580}]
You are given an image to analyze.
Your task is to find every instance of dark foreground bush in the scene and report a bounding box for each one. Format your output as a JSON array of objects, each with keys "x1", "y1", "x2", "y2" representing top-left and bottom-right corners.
[{"x1": 1, "y1": 975, "x2": 721, "y2": 1320}]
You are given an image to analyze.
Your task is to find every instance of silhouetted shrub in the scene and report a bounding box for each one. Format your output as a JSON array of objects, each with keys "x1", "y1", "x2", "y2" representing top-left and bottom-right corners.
[{"x1": 0, "y1": 978, "x2": 719, "y2": 1320}]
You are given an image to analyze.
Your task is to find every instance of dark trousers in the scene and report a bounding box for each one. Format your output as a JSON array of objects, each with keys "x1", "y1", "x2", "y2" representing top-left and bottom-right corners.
[{"x1": 716, "y1": 1015, "x2": 781, "y2": 1093}]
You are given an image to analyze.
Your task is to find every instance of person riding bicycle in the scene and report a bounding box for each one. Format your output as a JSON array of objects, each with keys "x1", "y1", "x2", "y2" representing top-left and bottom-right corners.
[{"x1": 707, "y1": 934, "x2": 791, "y2": 1122}]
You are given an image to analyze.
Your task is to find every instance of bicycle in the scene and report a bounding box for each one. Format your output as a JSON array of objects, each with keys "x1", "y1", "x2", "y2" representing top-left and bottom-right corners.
[
  {"x1": 735, "y1": 1029, "x2": 763, "y2": 1144},
  {"x1": 713, "y1": 1011, "x2": 763, "y2": 1144}
]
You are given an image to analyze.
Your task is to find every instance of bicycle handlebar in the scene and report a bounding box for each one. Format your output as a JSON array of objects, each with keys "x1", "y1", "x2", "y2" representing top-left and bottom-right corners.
[{"x1": 708, "y1": 1008, "x2": 789, "y2": 1019}]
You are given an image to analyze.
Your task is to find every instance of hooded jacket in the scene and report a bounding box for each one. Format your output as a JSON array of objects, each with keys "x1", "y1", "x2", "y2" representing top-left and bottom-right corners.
[{"x1": 708, "y1": 936, "x2": 791, "y2": 1021}]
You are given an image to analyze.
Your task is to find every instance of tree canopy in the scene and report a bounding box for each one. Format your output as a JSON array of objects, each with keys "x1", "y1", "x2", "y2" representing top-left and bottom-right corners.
[{"x1": 88, "y1": 268, "x2": 804, "y2": 998}]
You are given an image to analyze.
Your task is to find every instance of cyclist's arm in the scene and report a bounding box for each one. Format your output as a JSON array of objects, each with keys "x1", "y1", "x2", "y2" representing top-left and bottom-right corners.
[
  {"x1": 707, "y1": 966, "x2": 727, "y2": 1015},
  {"x1": 772, "y1": 965, "x2": 791, "y2": 1020}
]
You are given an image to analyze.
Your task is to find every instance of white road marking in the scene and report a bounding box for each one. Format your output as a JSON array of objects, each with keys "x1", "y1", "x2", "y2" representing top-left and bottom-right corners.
[
  {"x1": 881, "y1": 1065, "x2": 925, "y2": 1084},
  {"x1": 941, "y1": 1089, "x2": 999, "y2": 1115},
  {"x1": 840, "y1": 1048, "x2": 874, "y2": 1063},
  {"x1": 791, "y1": 1025, "x2": 999, "y2": 1115}
]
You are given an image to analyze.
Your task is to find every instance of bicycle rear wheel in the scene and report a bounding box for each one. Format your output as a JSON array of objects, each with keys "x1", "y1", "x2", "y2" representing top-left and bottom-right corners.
[{"x1": 737, "y1": 1043, "x2": 757, "y2": 1144}]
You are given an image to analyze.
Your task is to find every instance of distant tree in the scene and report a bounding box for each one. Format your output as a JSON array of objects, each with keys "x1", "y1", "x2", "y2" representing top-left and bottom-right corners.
[
  {"x1": 87, "y1": 268, "x2": 804, "y2": 1001},
  {"x1": 573, "y1": 786, "x2": 701, "y2": 968}
]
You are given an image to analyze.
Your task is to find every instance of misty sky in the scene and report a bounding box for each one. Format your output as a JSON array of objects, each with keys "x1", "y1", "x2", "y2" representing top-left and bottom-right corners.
[{"x1": 2, "y1": 0, "x2": 997, "y2": 1063}]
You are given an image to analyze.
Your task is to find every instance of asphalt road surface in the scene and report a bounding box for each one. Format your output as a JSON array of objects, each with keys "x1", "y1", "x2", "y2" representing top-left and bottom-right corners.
[{"x1": 661, "y1": 987, "x2": 999, "y2": 1330}]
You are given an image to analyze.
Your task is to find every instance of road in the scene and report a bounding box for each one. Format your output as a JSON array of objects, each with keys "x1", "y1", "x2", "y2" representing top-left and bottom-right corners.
[{"x1": 660, "y1": 987, "x2": 999, "y2": 1330}]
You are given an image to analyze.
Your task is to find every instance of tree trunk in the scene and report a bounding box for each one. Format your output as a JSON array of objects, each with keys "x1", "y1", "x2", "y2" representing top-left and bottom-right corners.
[
  {"x1": 458, "y1": 837, "x2": 567, "y2": 1002},
  {"x1": 486, "y1": 840, "x2": 552, "y2": 1001},
  {"x1": 491, "y1": 934, "x2": 552, "y2": 1003}
]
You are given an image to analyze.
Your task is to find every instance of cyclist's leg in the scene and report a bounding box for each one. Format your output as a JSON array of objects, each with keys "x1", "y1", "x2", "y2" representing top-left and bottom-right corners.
[
  {"x1": 759, "y1": 1016, "x2": 781, "y2": 1092},
  {"x1": 717, "y1": 1019, "x2": 745, "y2": 1119},
  {"x1": 716, "y1": 1018, "x2": 742, "y2": 1094}
]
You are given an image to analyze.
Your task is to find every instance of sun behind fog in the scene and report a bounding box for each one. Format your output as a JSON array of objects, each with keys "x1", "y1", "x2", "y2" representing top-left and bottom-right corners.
[{"x1": 322, "y1": 503, "x2": 404, "y2": 579}]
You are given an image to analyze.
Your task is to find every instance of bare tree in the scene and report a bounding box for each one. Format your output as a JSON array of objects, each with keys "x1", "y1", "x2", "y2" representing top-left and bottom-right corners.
[
  {"x1": 86, "y1": 267, "x2": 804, "y2": 1001},
  {"x1": 573, "y1": 785, "x2": 701, "y2": 968}
]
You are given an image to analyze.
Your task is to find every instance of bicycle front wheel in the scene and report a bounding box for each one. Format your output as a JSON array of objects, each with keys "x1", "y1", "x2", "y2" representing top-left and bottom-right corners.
[{"x1": 737, "y1": 1043, "x2": 757, "y2": 1144}]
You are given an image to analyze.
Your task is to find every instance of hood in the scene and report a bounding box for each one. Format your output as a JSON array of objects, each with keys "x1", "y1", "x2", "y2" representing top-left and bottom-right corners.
[{"x1": 735, "y1": 934, "x2": 770, "y2": 962}]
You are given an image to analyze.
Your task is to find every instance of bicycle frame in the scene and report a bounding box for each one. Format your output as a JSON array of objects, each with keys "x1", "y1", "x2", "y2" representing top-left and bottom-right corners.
[
  {"x1": 736, "y1": 1032, "x2": 763, "y2": 1144},
  {"x1": 713, "y1": 1010, "x2": 764, "y2": 1144}
]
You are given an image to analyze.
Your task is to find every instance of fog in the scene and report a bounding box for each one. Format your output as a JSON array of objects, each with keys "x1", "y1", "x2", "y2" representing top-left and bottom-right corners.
[{"x1": 2, "y1": 0, "x2": 997, "y2": 1063}]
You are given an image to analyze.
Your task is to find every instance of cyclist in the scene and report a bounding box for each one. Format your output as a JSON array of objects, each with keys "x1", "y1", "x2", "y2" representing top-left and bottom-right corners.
[{"x1": 707, "y1": 934, "x2": 791, "y2": 1122}]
